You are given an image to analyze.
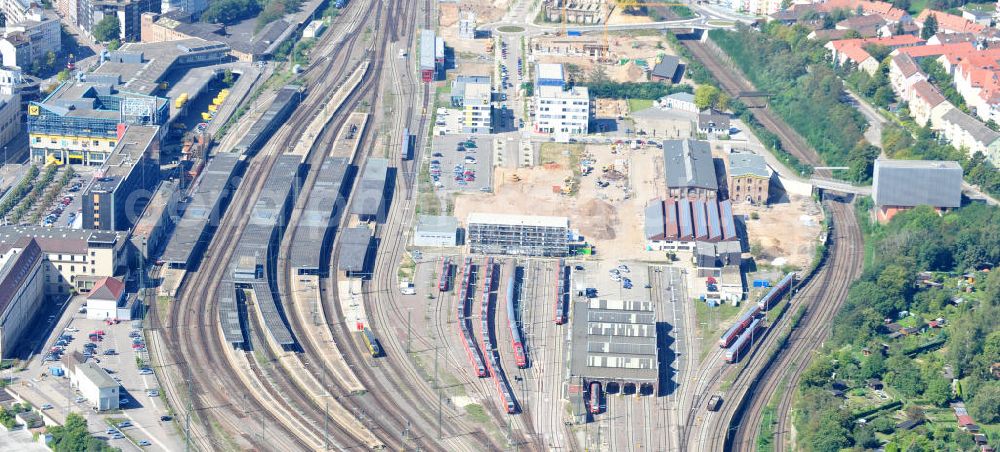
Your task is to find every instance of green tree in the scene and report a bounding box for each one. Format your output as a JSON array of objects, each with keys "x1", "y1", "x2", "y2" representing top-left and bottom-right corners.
[
  {"x1": 56, "y1": 69, "x2": 70, "y2": 82},
  {"x1": 846, "y1": 140, "x2": 879, "y2": 183},
  {"x1": 47, "y1": 413, "x2": 115, "y2": 452},
  {"x1": 969, "y1": 383, "x2": 1000, "y2": 424},
  {"x1": 107, "y1": 39, "x2": 120, "y2": 51},
  {"x1": 887, "y1": 355, "x2": 925, "y2": 397},
  {"x1": 222, "y1": 69, "x2": 235, "y2": 86},
  {"x1": 589, "y1": 65, "x2": 609, "y2": 84},
  {"x1": 202, "y1": 0, "x2": 261, "y2": 24},
  {"x1": 92, "y1": 16, "x2": 120, "y2": 42},
  {"x1": 925, "y1": 377, "x2": 952, "y2": 407},
  {"x1": 694, "y1": 84, "x2": 720, "y2": 110},
  {"x1": 860, "y1": 352, "x2": 886, "y2": 380},
  {"x1": 921, "y1": 14, "x2": 938, "y2": 40},
  {"x1": 45, "y1": 51, "x2": 56, "y2": 69}
]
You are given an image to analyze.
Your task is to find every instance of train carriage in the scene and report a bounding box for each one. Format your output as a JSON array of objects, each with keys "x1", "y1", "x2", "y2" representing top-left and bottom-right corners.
[
  {"x1": 507, "y1": 272, "x2": 527, "y2": 368},
  {"x1": 362, "y1": 328, "x2": 382, "y2": 357}
]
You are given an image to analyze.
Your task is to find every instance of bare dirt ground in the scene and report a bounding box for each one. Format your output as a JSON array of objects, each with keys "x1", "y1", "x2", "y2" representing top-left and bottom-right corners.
[
  {"x1": 594, "y1": 98, "x2": 627, "y2": 118},
  {"x1": 440, "y1": 0, "x2": 510, "y2": 25},
  {"x1": 439, "y1": 4, "x2": 495, "y2": 55},
  {"x1": 734, "y1": 195, "x2": 822, "y2": 270},
  {"x1": 607, "y1": 7, "x2": 653, "y2": 24},
  {"x1": 453, "y1": 142, "x2": 668, "y2": 263},
  {"x1": 531, "y1": 33, "x2": 676, "y2": 82}
]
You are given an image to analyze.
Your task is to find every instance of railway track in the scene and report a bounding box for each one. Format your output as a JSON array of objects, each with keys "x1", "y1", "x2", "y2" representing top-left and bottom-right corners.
[
  {"x1": 151, "y1": 1, "x2": 392, "y2": 448},
  {"x1": 272, "y1": 0, "x2": 459, "y2": 449},
  {"x1": 309, "y1": 0, "x2": 501, "y2": 448},
  {"x1": 692, "y1": 197, "x2": 862, "y2": 451},
  {"x1": 730, "y1": 198, "x2": 863, "y2": 452},
  {"x1": 680, "y1": 38, "x2": 829, "y2": 177}
]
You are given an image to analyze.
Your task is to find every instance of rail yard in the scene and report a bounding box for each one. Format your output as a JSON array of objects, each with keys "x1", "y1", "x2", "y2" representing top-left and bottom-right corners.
[{"x1": 2, "y1": 0, "x2": 935, "y2": 448}]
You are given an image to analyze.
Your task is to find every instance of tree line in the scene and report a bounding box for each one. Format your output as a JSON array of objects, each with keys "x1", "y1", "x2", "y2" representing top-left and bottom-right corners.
[{"x1": 709, "y1": 24, "x2": 870, "y2": 169}]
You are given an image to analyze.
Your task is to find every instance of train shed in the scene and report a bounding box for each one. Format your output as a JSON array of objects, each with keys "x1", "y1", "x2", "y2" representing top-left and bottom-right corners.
[
  {"x1": 349, "y1": 158, "x2": 390, "y2": 222},
  {"x1": 570, "y1": 298, "x2": 659, "y2": 394},
  {"x1": 338, "y1": 226, "x2": 374, "y2": 276},
  {"x1": 233, "y1": 85, "x2": 303, "y2": 156},
  {"x1": 290, "y1": 157, "x2": 354, "y2": 275},
  {"x1": 160, "y1": 152, "x2": 241, "y2": 269}
]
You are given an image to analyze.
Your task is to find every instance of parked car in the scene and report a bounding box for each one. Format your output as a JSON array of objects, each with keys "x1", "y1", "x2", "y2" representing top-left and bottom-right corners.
[{"x1": 138, "y1": 440, "x2": 151, "y2": 447}]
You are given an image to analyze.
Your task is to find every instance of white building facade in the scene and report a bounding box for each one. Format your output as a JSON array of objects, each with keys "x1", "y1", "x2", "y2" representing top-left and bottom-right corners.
[{"x1": 72, "y1": 362, "x2": 119, "y2": 411}]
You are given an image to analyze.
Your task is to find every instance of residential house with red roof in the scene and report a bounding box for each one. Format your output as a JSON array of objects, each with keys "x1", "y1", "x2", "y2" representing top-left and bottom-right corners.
[
  {"x1": 816, "y1": 0, "x2": 911, "y2": 23},
  {"x1": 826, "y1": 35, "x2": 924, "y2": 74},
  {"x1": 915, "y1": 10, "x2": 987, "y2": 35}
]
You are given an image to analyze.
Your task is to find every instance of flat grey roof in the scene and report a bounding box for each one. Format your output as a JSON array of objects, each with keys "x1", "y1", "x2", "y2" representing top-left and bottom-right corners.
[
  {"x1": 416, "y1": 215, "x2": 459, "y2": 235},
  {"x1": 420, "y1": 29, "x2": 435, "y2": 70},
  {"x1": 86, "y1": 125, "x2": 159, "y2": 195},
  {"x1": 93, "y1": 38, "x2": 230, "y2": 95},
  {"x1": 570, "y1": 299, "x2": 658, "y2": 383},
  {"x1": 250, "y1": 281, "x2": 294, "y2": 346},
  {"x1": 350, "y1": 158, "x2": 389, "y2": 217},
  {"x1": 290, "y1": 157, "x2": 352, "y2": 271},
  {"x1": 651, "y1": 55, "x2": 680, "y2": 80},
  {"x1": 160, "y1": 152, "x2": 241, "y2": 266},
  {"x1": 235, "y1": 85, "x2": 301, "y2": 153},
  {"x1": 644, "y1": 200, "x2": 665, "y2": 240},
  {"x1": 872, "y1": 159, "x2": 962, "y2": 208},
  {"x1": 664, "y1": 139, "x2": 718, "y2": 191},
  {"x1": 217, "y1": 282, "x2": 244, "y2": 346},
  {"x1": 338, "y1": 227, "x2": 372, "y2": 272}
]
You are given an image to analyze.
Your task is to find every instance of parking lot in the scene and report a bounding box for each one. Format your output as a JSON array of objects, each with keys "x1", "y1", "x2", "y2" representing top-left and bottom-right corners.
[
  {"x1": 428, "y1": 134, "x2": 493, "y2": 192},
  {"x1": 2, "y1": 164, "x2": 91, "y2": 228},
  {"x1": 572, "y1": 260, "x2": 655, "y2": 303},
  {"x1": 10, "y1": 294, "x2": 181, "y2": 451}
]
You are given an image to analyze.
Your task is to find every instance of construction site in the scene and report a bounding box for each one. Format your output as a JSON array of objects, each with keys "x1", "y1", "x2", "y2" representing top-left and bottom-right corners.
[{"x1": 453, "y1": 140, "x2": 664, "y2": 262}]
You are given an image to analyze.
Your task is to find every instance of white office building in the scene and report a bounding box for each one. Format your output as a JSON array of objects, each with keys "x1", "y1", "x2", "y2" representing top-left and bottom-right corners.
[
  {"x1": 72, "y1": 362, "x2": 120, "y2": 411},
  {"x1": 533, "y1": 63, "x2": 589, "y2": 136},
  {"x1": 462, "y1": 81, "x2": 492, "y2": 133}
]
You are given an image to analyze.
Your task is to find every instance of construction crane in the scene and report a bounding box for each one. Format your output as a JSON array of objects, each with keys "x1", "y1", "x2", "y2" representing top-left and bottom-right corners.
[{"x1": 603, "y1": 0, "x2": 689, "y2": 53}]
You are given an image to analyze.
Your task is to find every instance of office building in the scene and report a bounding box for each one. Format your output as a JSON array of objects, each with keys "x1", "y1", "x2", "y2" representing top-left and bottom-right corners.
[
  {"x1": 451, "y1": 75, "x2": 493, "y2": 134},
  {"x1": 0, "y1": 8, "x2": 61, "y2": 69},
  {"x1": 27, "y1": 81, "x2": 168, "y2": 166},
  {"x1": 77, "y1": 0, "x2": 161, "y2": 42},
  {"x1": 81, "y1": 125, "x2": 161, "y2": 231},
  {"x1": 534, "y1": 63, "x2": 589, "y2": 135}
]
